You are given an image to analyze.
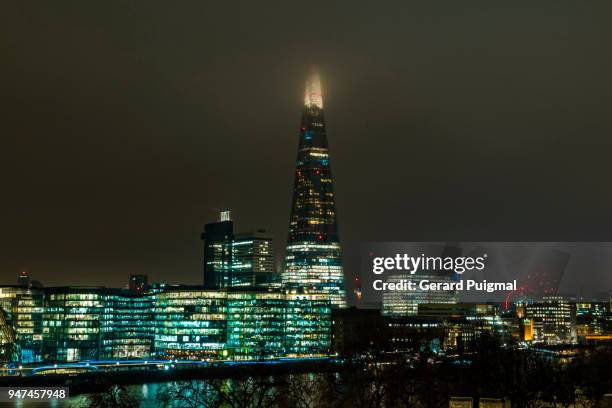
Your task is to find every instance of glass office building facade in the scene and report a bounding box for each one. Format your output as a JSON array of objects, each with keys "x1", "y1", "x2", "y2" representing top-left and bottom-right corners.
[
  {"x1": 0, "y1": 308, "x2": 17, "y2": 363},
  {"x1": 0, "y1": 287, "x2": 44, "y2": 363},
  {"x1": 0, "y1": 285, "x2": 332, "y2": 364},
  {"x1": 202, "y1": 214, "x2": 281, "y2": 289},
  {"x1": 283, "y1": 71, "x2": 347, "y2": 308},
  {"x1": 284, "y1": 292, "x2": 332, "y2": 356},
  {"x1": 42, "y1": 288, "x2": 103, "y2": 362},
  {"x1": 100, "y1": 292, "x2": 154, "y2": 359},
  {"x1": 382, "y1": 271, "x2": 459, "y2": 317},
  {"x1": 232, "y1": 230, "x2": 278, "y2": 287},
  {"x1": 526, "y1": 296, "x2": 577, "y2": 344},
  {"x1": 226, "y1": 290, "x2": 285, "y2": 360},
  {"x1": 202, "y1": 216, "x2": 234, "y2": 289},
  {"x1": 154, "y1": 289, "x2": 228, "y2": 360}
]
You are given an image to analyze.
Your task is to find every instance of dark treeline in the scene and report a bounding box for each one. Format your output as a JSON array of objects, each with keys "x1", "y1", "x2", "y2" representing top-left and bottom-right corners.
[{"x1": 74, "y1": 335, "x2": 612, "y2": 408}]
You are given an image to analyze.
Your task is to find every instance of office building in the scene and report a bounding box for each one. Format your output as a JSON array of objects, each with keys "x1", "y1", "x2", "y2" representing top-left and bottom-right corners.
[
  {"x1": 42, "y1": 288, "x2": 103, "y2": 362},
  {"x1": 283, "y1": 71, "x2": 347, "y2": 308},
  {"x1": 203, "y1": 213, "x2": 280, "y2": 289},
  {"x1": 100, "y1": 291, "x2": 154, "y2": 359},
  {"x1": 202, "y1": 211, "x2": 234, "y2": 289},
  {"x1": 382, "y1": 270, "x2": 458, "y2": 317},
  {"x1": 17, "y1": 271, "x2": 30, "y2": 287},
  {"x1": 526, "y1": 296, "x2": 577, "y2": 344},
  {"x1": 381, "y1": 246, "x2": 460, "y2": 317},
  {"x1": 0, "y1": 286, "x2": 44, "y2": 363},
  {"x1": 284, "y1": 291, "x2": 332, "y2": 356},
  {"x1": 232, "y1": 230, "x2": 279, "y2": 287},
  {"x1": 0, "y1": 284, "x2": 332, "y2": 363},
  {"x1": 575, "y1": 301, "x2": 605, "y2": 338},
  {"x1": 154, "y1": 288, "x2": 228, "y2": 360},
  {"x1": 0, "y1": 308, "x2": 17, "y2": 362},
  {"x1": 226, "y1": 290, "x2": 285, "y2": 359}
]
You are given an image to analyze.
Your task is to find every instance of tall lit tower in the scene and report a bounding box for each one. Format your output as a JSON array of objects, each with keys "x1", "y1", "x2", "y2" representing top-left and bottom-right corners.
[{"x1": 283, "y1": 70, "x2": 347, "y2": 308}]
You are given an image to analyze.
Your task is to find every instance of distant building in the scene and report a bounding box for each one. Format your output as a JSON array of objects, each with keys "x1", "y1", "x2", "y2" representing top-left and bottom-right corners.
[
  {"x1": 202, "y1": 212, "x2": 234, "y2": 289},
  {"x1": 449, "y1": 397, "x2": 473, "y2": 408},
  {"x1": 17, "y1": 271, "x2": 29, "y2": 287},
  {"x1": 202, "y1": 212, "x2": 280, "y2": 289},
  {"x1": 382, "y1": 246, "x2": 460, "y2": 317},
  {"x1": 382, "y1": 271, "x2": 458, "y2": 317},
  {"x1": 128, "y1": 274, "x2": 148, "y2": 293},
  {"x1": 333, "y1": 302, "x2": 526, "y2": 357},
  {"x1": 575, "y1": 301, "x2": 606, "y2": 339},
  {"x1": 232, "y1": 230, "x2": 278, "y2": 287},
  {"x1": 526, "y1": 296, "x2": 577, "y2": 344},
  {"x1": 520, "y1": 318, "x2": 534, "y2": 341}
]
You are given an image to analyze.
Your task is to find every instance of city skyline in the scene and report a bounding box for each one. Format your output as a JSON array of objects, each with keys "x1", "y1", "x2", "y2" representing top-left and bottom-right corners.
[
  {"x1": 2, "y1": 3, "x2": 612, "y2": 406},
  {"x1": 3, "y1": 1, "x2": 612, "y2": 291}
]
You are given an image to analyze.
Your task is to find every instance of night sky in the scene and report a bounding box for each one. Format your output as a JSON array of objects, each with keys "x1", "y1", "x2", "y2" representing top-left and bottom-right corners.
[{"x1": 2, "y1": 2, "x2": 612, "y2": 293}]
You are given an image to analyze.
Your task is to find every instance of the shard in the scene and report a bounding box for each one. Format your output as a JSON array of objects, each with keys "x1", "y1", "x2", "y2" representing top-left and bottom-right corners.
[{"x1": 283, "y1": 70, "x2": 347, "y2": 308}]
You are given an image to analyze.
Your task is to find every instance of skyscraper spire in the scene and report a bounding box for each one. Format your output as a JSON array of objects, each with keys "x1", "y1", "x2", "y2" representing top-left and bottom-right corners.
[
  {"x1": 304, "y1": 69, "x2": 323, "y2": 108},
  {"x1": 284, "y1": 71, "x2": 347, "y2": 308}
]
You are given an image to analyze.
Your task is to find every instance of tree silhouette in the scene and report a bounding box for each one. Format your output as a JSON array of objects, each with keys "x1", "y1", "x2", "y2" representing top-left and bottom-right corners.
[
  {"x1": 77, "y1": 383, "x2": 138, "y2": 408},
  {"x1": 157, "y1": 379, "x2": 221, "y2": 408}
]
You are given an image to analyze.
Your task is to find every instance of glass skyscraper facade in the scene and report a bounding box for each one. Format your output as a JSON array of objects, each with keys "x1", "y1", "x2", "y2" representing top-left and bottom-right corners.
[
  {"x1": 283, "y1": 71, "x2": 347, "y2": 308},
  {"x1": 232, "y1": 230, "x2": 279, "y2": 288},
  {"x1": 202, "y1": 214, "x2": 234, "y2": 289},
  {"x1": 202, "y1": 214, "x2": 280, "y2": 289}
]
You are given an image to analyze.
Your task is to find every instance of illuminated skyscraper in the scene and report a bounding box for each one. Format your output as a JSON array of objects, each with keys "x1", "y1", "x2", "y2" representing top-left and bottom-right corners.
[
  {"x1": 202, "y1": 212, "x2": 280, "y2": 289},
  {"x1": 232, "y1": 230, "x2": 279, "y2": 287},
  {"x1": 202, "y1": 211, "x2": 234, "y2": 289},
  {"x1": 284, "y1": 71, "x2": 347, "y2": 308}
]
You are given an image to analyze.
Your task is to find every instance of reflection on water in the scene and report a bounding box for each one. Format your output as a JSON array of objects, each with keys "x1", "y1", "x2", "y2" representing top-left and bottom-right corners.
[
  {"x1": 68, "y1": 383, "x2": 163, "y2": 407},
  {"x1": 8, "y1": 383, "x2": 163, "y2": 407},
  {"x1": 15, "y1": 375, "x2": 340, "y2": 407},
  {"x1": 8, "y1": 352, "x2": 610, "y2": 408}
]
